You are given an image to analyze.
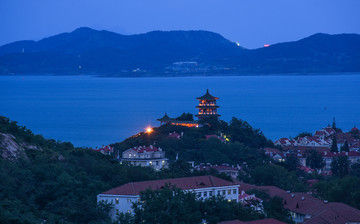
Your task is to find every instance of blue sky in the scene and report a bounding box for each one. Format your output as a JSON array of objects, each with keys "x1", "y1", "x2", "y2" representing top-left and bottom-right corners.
[{"x1": 1, "y1": 0, "x2": 360, "y2": 49}]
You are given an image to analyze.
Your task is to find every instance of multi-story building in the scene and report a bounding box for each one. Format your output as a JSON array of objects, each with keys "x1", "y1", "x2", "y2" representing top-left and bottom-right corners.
[
  {"x1": 121, "y1": 145, "x2": 168, "y2": 170},
  {"x1": 97, "y1": 175, "x2": 240, "y2": 220}
]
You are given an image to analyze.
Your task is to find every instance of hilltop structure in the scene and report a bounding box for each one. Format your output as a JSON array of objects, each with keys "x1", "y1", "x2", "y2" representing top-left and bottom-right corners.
[
  {"x1": 157, "y1": 89, "x2": 220, "y2": 127},
  {"x1": 196, "y1": 89, "x2": 220, "y2": 119}
]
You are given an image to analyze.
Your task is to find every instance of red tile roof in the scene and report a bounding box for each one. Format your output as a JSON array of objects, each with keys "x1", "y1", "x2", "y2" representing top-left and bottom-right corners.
[
  {"x1": 218, "y1": 219, "x2": 286, "y2": 224},
  {"x1": 247, "y1": 219, "x2": 287, "y2": 224},
  {"x1": 129, "y1": 145, "x2": 160, "y2": 153},
  {"x1": 101, "y1": 175, "x2": 238, "y2": 195},
  {"x1": 264, "y1": 148, "x2": 281, "y2": 154},
  {"x1": 218, "y1": 220, "x2": 246, "y2": 224},
  {"x1": 228, "y1": 182, "x2": 360, "y2": 223},
  {"x1": 322, "y1": 151, "x2": 360, "y2": 158}
]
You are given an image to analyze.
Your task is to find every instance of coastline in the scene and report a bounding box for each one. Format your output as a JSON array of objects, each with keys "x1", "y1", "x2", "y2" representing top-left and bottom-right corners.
[{"x1": 1, "y1": 71, "x2": 360, "y2": 78}]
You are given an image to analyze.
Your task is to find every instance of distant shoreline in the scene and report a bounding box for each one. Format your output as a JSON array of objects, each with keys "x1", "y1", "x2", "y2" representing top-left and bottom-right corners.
[{"x1": 1, "y1": 71, "x2": 360, "y2": 78}]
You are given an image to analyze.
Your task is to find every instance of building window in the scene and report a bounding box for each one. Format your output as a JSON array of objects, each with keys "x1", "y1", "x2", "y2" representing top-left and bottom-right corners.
[
  {"x1": 222, "y1": 190, "x2": 226, "y2": 195},
  {"x1": 127, "y1": 199, "x2": 132, "y2": 203},
  {"x1": 116, "y1": 209, "x2": 119, "y2": 215},
  {"x1": 197, "y1": 192, "x2": 202, "y2": 197},
  {"x1": 209, "y1": 191, "x2": 213, "y2": 196},
  {"x1": 156, "y1": 161, "x2": 159, "y2": 165},
  {"x1": 204, "y1": 191, "x2": 207, "y2": 197},
  {"x1": 115, "y1": 198, "x2": 119, "y2": 204},
  {"x1": 233, "y1": 189, "x2": 237, "y2": 194},
  {"x1": 217, "y1": 191, "x2": 221, "y2": 195},
  {"x1": 228, "y1": 189, "x2": 231, "y2": 195}
]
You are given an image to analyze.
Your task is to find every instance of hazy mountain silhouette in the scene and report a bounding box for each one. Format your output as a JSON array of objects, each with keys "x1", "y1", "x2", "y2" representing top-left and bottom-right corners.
[{"x1": 0, "y1": 27, "x2": 359, "y2": 75}]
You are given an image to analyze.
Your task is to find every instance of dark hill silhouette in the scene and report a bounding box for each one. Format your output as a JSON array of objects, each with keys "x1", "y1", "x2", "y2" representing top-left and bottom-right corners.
[{"x1": 0, "y1": 28, "x2": 359, "y2": 75}]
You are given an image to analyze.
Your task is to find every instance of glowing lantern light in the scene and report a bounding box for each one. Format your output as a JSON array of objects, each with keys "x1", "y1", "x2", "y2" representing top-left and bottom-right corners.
[
  {"x1": 146, "y1": 126, "x2": 153, "y2": 133},
  {"x1": 264, "y1": 44, "x2": 270, "y2": 47}
]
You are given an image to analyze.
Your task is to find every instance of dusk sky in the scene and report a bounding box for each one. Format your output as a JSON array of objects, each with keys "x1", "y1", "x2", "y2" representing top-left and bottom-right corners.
[{"x1": 1, "y1": 0, "x2": 360, "y2": 49}]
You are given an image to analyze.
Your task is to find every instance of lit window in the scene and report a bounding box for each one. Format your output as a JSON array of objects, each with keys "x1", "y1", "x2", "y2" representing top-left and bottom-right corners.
[
  {"x1": 228, "y1": 190, "x2": 231, "y2": 195},
  {"x1": 129, "y1": 154, "x2": 132, "y2": 158},
  {"x1": 115, "y1": 198, "x2": 119, "y2": 204}
]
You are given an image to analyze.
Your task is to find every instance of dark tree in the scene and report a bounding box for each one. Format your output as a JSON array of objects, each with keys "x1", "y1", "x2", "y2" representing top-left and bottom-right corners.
[
  {"x1": 130, "y1": 184, "x2": 202, "y2": 224},
  {"x1": 176, "y1": 113, "x2": 194, "y2": 121},
  {"x1": 331, "y1": 156, "x2": 350, "y2": 177},
  {"x1": 284, "y1": 153, "x2": 299, "y2": 171},
  {"x1": 340, "y1": 140, "x2": 349, "y2": 152},
  {"x1": 332, "y1": 117, "x2": 336, "y2": 129},
  {"x1": 305, "y1": 149, "x2": 325, "y2": 170},
  {"x1": 331, "y1": 136, "x2": 338, "y2": 153},
  {"x1": 350, "y1": 163, "x2": 360, "y2": 178},
  {"x1": 294, "y1": 132, "x2": 313, "y2": 139}
]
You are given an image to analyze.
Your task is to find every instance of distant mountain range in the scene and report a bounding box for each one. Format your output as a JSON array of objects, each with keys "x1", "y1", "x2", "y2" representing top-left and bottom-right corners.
[{"x1": 0, "y1": 27, "x2": 360, "y2": 75}]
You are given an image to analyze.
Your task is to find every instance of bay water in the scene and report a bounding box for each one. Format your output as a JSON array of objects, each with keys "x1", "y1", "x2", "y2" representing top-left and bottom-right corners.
[{"x1": 1, "y1": 74, "x2": 359, "y2": 147}]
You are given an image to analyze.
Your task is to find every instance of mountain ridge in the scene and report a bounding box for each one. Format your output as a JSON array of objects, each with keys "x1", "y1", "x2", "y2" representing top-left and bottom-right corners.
[{"x1": 0, "y1": 27, "x2": 359, "y2": 75}]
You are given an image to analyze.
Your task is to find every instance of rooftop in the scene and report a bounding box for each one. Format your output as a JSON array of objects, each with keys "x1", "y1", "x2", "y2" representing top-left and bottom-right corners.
[
  {"x1": 100, "y1": 175, "x2": 238, "y2": 196},
  {"x1": 218, "y1": 218, "x2": 286, "y2": 224},
  {"x1": 196, "y1": 89, "x2": 219, "y2": 100}
]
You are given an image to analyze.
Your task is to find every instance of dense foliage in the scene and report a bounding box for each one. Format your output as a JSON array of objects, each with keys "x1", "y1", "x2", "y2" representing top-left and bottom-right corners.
[
  {"x1": 0, "y1": 116, "x2": 250, "y2": 223},
  {"x1": 246, "y1": 189, "x2": 294, "y2": 224},
  {"x1": 241, "y1": 164, "x2": 307, "y2": 192},
  {"x1": 315, "y1": 176, "x2": 360, "y2": 210},
  {"x1": 113, "y1": 117, "x2": 272, "y2": 166}
]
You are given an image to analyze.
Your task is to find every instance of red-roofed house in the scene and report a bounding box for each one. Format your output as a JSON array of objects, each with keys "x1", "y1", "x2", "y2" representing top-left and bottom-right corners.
[
  {"x1": 97, "y1": 175, "x2": 240, "y2": 219},
  {"x1": 168, "y1": 131, "x2": 182, "y2": 139},
  {"x1": 195, "y1": 163, "x2": 239, "y2": 179},
  {"x1": 92, "y1": 145, "x2": 114, "y2": 155},
  {"x1": 238, "y1": 190, "x2": 263, "y2": 212},
  {"x1": 121, "y1": 145, "x2": 168, "y2": 170},
  {"x1": 236, "y1": 184, "x2": 360, "y2": 224},
  {"x1": 322, "y1": 151, "x2": 360, "y2": 174},
  {"x1": 274, "y1": 138, "x2": 297, "y2": 147}
]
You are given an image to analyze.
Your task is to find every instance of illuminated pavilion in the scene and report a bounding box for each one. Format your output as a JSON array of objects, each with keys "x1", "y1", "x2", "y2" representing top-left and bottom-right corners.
[
  {"x1": 157, "y1": 89, "x2": 220, "y2": 127},
  {"x1": 195, "y1": 89, "x2": 220, "y2": 119}
]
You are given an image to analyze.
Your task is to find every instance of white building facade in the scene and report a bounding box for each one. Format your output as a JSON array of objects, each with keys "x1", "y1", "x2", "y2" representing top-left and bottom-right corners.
[
  {"x1": 121, "y1": 145, "x2": 169, "y2": 170},
  {"x1": 97, "y1": 175, "x2": 240, "y2": 220}
]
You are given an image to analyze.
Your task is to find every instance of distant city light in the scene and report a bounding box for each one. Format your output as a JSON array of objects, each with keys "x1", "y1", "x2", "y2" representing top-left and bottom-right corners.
[
  {"x1": 146, "y1": 126, "x2": 153, "y2": 133},
  {"x1": 264, "y1": 44, "x2": 270, "y2": 47},
  {"x1": 235, "y1": 42, "x2": 241, "y2": 47}
]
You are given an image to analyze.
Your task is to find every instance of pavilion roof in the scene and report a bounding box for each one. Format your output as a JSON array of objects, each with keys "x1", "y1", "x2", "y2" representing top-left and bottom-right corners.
[
  {"x1": 197, "y1": 89, "x2": 219, "y2": 100},
  {"x1": 157, "y1": 113, "x2": 173, "y2": 121}
]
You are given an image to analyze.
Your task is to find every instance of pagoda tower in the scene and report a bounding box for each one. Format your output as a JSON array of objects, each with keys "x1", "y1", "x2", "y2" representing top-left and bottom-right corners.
[{"x1": 195, "y1": 89, "x2": 220, "y2": 119}]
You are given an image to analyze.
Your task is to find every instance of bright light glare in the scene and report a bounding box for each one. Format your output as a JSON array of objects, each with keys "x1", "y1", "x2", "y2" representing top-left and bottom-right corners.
[{"x1": 146, "y1": 126, "x2": 153, "y2": 133}]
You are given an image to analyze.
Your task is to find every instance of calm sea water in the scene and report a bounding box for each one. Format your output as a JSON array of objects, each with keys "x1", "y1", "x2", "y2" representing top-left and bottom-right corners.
[{"x1": 0, "y1": 74, "x2": 359, "y2": 147}]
